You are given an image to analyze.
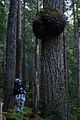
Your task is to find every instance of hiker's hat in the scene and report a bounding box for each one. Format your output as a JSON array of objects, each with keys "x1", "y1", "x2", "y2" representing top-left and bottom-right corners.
[{"x1": 15, "y1": 78, "x2": 20, "y2": 83}]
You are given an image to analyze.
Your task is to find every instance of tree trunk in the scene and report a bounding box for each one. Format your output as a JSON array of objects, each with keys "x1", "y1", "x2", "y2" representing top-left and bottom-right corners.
[
  {"x1": 34, "y1": 39, "x2": 41, "y2": 114},
  {"x1": 77, "y1": 18, "x2": 80, "y2": 120},
  {"x1": 73, "y1": 1, "x2": 80, "y2": 120},
  {"x1": 22, "y1": 0, "x2": 26, "y2": 84},
  {"x1": 40, "y1": 0, "x2": 68, "y2": 119},
  {"x1": 3, "y1": 0, "x2": 18, "y2": 111},
  {"x1": 0, "y1": 100, "x2": 3, "y2": 120},
  {"x1": 76, "y1": 2, "x2": 80, "y2": 120},
  {"x1": 16, "y1": 0, "x2": 22, "y2": 79},
  {"x1": 63, "y1": 1, "x2": 70, "y2": 119},
  {"x1": 34, "y1": 0, "x2": 41, "y2": 114}
]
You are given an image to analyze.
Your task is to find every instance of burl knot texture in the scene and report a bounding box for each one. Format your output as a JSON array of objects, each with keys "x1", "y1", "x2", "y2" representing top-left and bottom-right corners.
[{"x1": 33, "y1": 8, "x2": 66, "y2": 40}]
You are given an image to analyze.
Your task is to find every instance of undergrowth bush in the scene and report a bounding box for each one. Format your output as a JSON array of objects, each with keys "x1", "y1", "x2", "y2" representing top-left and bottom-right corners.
[{"x1": 3, "y1": 106, "x2": 32, "y2": 120}]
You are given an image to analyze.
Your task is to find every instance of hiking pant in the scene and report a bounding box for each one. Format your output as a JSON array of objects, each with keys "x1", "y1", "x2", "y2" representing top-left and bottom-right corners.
[{"x1": 15, "y1": 94, "x2": 26, "y2": 112}]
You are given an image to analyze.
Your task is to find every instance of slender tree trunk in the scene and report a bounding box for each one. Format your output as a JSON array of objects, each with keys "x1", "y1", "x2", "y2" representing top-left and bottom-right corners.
[
  {"x1": 0, "y1": 100, "x2": 3, "y2": 120},
  {"x1": 77, "y1": 18, "x2": 80, "y2": 120},
  {"x1": 34, "y1": 39, "x2": 41, "y2": 114},
  {"x1": 22, "y1": 0, "x2": 26, "y2": 84},
  {"x1": 16, "y1": 0, "x2": 22, "y2": 79},
  {"x1": 34, "y1": 0, "x2": 41, "y2": 114},
  {"x1": 63, "y1": 0, "x2": 70, "y2": 119},
  {"x1": 40, "y1": 0, "x2": 68, "y2": 119},
  {"x1": 3, "y1": 0, "x2": 18, "y2": 111},
  {"x1": 63, "y1": 31, "x2": 70, "y2": 120},
  {"x1": 76, "y1": 2, "x2": 80, "y2": 120},
  {"x1": 73, "y1": 1, "x2": 80, "y2": 120}
]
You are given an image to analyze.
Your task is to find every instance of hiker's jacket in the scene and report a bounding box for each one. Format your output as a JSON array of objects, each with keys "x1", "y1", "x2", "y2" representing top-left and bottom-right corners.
[{"x1": 13, "y1": 83, "x2": 27, "y2": 96}]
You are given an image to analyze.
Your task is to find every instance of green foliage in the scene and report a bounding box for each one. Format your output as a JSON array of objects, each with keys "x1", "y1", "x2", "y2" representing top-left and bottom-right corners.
[
  {"x1": 65, "y1": 17, "x2": 78, "y2": 120},
  {"x1": 0, "y1": 2, "x2": 7, "y2": 99},
  {"x1": 42, "y1": 116, "x2": 53, "y2": 120},
  {"x1": 0, "y1": 2, "x2": 6, "y2": 43},
  {"x1": 3, "y1": 107, "x2": 32, "y2": 120},
  {"x1": 23, "y1": 0, "x2": 36, "y2": 85}
]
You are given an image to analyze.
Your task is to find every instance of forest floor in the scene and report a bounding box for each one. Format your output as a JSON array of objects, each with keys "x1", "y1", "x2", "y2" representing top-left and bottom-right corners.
[
  {"x1": 2, "y1": 106, "x2": 47, "y2": 120},
  {"x1": 27, "y1": 113, "x2": 42, "y2": 120}
]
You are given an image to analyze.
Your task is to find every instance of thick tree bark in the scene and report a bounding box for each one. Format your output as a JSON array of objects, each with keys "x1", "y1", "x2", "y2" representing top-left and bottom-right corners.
[
  {"x1": 40, "y1": 0, "x2": 68, "y2": 119},
  {"x1": 16, "y1": 0, "x2": 22, "y2": 79},
  {"x1": 40, "y1": 37, "x2": 67, "y2": 117},
  {"x1": 3, "y1": 0, "x2": 18, "y2": 111}
]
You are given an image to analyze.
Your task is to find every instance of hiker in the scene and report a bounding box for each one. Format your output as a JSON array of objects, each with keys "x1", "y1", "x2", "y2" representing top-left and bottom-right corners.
[{"x1": 13, "y1": 78, "x2": 27, "y2": 112}]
